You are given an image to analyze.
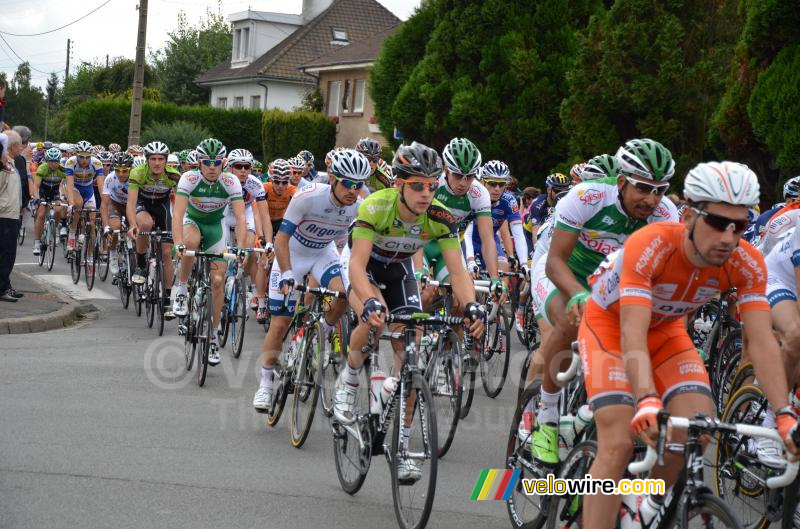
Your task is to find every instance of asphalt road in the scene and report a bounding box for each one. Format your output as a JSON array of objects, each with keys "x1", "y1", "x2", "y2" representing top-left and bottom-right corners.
[{"x1": 2, "y1": 220, "x2": 529, "y2": 529}]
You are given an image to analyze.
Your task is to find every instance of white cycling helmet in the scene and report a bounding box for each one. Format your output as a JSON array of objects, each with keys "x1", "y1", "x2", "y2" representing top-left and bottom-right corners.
[
  {"x1": 683, "y1": 161, "x2": 760, "y2": 207},
  {"x1": 329, "y1": 149, "x2": 371, "y2": 181},
  {"x1": 132, "y1": 156, "x2": 147, "y2": 169},
  {"x1": 228, "y1": 148, "x2": 254, "y2": 165},
  {"x1": 167, "y1": 153, "x2": 179, "y2": 166}
]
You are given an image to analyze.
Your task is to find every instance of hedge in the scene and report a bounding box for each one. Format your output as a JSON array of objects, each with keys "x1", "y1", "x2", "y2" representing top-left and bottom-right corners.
[
  {"x1": 261, "y1": 110, "x2": 336, "y2": 170},
  {"x1": 63, "y1": 99, "x2": 263, "y2": 158}
]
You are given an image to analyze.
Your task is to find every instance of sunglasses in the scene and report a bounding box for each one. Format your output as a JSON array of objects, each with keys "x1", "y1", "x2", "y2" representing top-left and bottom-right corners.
[
  {"x1": 449, "y1": 170, "x2": 478, "y2": 182},
  {"x1": 272, "y1": 179, "x2": 289, "y2": 185},
  {"x1": 201, "y1": 159, "x2": 223, "y2": 167},
  {"x1": 692, "y1": 207, "x2": 749, "y2": 234},
  {"x1": 336, "y1": 178, "x2": 364, "y2": 190},
  {"x1": 405, "y1": 179, "x2": 438, "y2": 192},
  {"x1": 232, "y1": 163, "x2": 251, "y2": 170},
  {"x1": 484, "y1": 180, "x2": 506, "y2": 188},
  {"x1": 625, "y1": 176, "x2": 669, "y2": 195},
  {"x1": 114, "y1": 166, "x2": 131, "y2": 173},
  {"x1": 77, "y1": 155, "x2": 91, "y2": 160}
]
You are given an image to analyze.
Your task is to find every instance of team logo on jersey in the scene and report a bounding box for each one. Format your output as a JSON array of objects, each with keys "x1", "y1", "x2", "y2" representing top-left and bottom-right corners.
[
  {"x1": 601, "y1": 215, "x2": 615, "y2": 226},
  {"x1": 577, "y1": 188, "x2": 604, "y2": 206},
  {"x1": 410, "y1": 225, "x2": 421, "y2": 235},
  {"x1": 469, "y1": 186, "x2": 482, "y2": 199}
]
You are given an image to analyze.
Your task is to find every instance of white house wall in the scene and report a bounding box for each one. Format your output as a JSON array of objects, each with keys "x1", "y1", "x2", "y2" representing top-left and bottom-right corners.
[{"x1": 209, "y1": 81, "x2": 311, "y2": 112}]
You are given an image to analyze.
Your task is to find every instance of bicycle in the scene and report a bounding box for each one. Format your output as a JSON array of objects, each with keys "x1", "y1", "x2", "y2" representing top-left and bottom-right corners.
[
  {"x1": 321, "y1": 307, "x2": 356, "y2": 418},
  {"x1": 263, "y1": 281, "x2": 347, "y2": 448},
  {"x1": 36, "y1": 201, "x2": 63, "y2": 272},
  {"x1": 139, "y1": 229, "x2": 171, "y2": 336},
  {"x1": 68, "y1": 207, "x2": 97, "y2": 288},
  {"x1": 109, "y1": 218, "x2": 135, "y2": 310},
  {"x1": 331, "y1": 310, "x2": 448, "y2": 529},
  {"x1": 178, "y1": 249, "x2": 238, "y2": 387},
  {"x1": 219, "y1": 248, "x2": 266, "y2": 360}
]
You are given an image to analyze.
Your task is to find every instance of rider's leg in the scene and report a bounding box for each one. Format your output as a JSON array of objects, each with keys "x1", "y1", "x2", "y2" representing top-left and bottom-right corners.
[
  {"x1": 34, "y1": 203, "x2": 45, "y2": 240},
  {"x1": 770, "y1": 298, "x2": 800, "y2": 384},
  {"x1": 210, "y1": 260, "x2": 226, "y2": 332},
  {"x1": 135, "y1": 210, "x2": 154, "y2": 272}
]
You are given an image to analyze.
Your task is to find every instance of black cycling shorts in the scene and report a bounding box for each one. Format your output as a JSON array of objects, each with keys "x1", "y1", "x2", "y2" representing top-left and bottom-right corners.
[
  {"x1": 271, "y1": 218, "x2": 283, "y2": 239},
  {"x1": 365, "y1": 257, "x2": 421, "y2": 316},
  {"x1": 39, "y1": 183, "x2": 63, "y2": 203},
  {"x1": 136, "y1": 198, "x2": 172, "y2": 233}
]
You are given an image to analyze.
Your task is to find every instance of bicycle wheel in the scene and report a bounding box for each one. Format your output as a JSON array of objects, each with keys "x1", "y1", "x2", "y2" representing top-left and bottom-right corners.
[
  {"x1": 47, "y1": 222, "x2": 57, "y2": 271},
  {"x1": 290, "y1": 323, "x2": 322, "y2": 448},
  {"x1": 266, "y1": 364, "x2": 289, "y2": 427},
  {"x1": 218, "y1": 287, "x2": 231, "y2": 349},
  {"x1": 145, "y1": 275, "x2": 156, "y2": 329},
  {"x1": 231, "y1": 278, "x2": 247, "y2": 359},
  {"x1": 390, "y1": 371, "x2": 437, "y2": 529},
  {"x1": 679, "y1": 493, "x2": 743, "y2": 529},
  {"x1": 518, "y1": 349, "x2": 533, "y2": 403},
  {"x1": 196, "y1": 289, "x2": 211, "y2": 387},
  {"x1": 782, "y1": 470, "x2": 800, "y2": 529},
  {"x1": 545, "y1": 440, "x2": 597, "y2": 529},
  {"x1": 118, "y1": 256, "x2": 131, "y2": 309},
  {"x1": 84, "y1": 232, "x2": 97, "y2": 290},
  {"x1": 459, "y1": 369, "x2": 477, "y2": 420},
  {"x1": 481, "y1": 310, "x2": 511, "y2": 398},
  {"x1": 98, "y1": 235, "x2": 110, "y2": 282},
  {"x1": 331, "y1": 367, "x2": 370, "y2": 494},
  {"x1": 70, "y1": 234, "x2": 82, "y2": 284},
  {"x1": 714, "y1": 384, "x2": 770, "y2": 529},
  {"x1": 37, "y1": 228, "x2": 46, "y2": 267},
  {"x1": 322, "y1": 310, "x2": 350, "y2": 418},
  {"x1": 155, "y1": 258, "x2": 165, "y2": 336},
  {"x1": 183, "y1": 287, "x2": 196, "y2": 372},
  {"x1": 429, "y1": 330, "x2": 462, "y2": 458}
]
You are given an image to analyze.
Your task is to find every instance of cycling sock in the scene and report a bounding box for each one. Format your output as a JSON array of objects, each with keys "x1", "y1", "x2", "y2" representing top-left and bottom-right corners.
[
  {"x1": 320, "y1": 316, "x2": 335, "y2": 338},
  {"x1": 762, "y1": 405, "x2": 776, "y2": 429},
  {"x1": 261, "y1": 366, "x2": 274, "y2": 389},
  {"x1": 175, "y1": 282, "x2": 188, "y2": 295},
  {"x1": 537, "y1": 388, "x2": 560, "y2": 424},
  {"x1": 341, "y1": 362, "x2": 361, "y2": 386},
  {"x1": 136, "y1": 252, "x2": 146, "y2": 269}
]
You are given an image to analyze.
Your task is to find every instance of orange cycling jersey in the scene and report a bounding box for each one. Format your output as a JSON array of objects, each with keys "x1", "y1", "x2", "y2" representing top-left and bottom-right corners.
[
  {"x1": 578, "y1": 222, "x2": 769, "y2": 409},
  {"x1": 263, "y1": 181, "x2": 296, "y2": 221}
]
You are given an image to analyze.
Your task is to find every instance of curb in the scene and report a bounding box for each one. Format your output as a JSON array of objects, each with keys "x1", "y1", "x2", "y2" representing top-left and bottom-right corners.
[{"x1": 0, "y1": 273, "x2": 98, "y2": 335}]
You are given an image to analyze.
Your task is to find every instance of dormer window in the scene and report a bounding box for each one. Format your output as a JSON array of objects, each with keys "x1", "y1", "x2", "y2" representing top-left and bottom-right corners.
[
  {"x1": 234, "y1": 26, "x2": 251, "y2": 60},
  {"x1": 331, "y1": 28, "x2": 348, "y2": 45}
]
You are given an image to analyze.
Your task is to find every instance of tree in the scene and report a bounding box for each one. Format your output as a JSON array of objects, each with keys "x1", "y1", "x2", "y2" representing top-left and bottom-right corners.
[
  {"x1": 45, "y1": 72, "x2": 60, "y2": 110},
  {"x1": 561, "y1": 0, "x2": 740, "y2": 178},
  {"x1": 151, "y1": 7, "x2": 232, "y2": 106},
  {"x1": 5, "y1": 62, "x2": 46, "y2": 136},
  {"x1": 93, "y1": 58, "x2": 153, "y2": 96}
]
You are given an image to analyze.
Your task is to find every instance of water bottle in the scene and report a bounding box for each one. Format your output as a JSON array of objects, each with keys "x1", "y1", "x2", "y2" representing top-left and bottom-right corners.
[
  {"x1": 78, "y1": 233, "x2": 86, "y2": 246},
  {"x1": 225, "y1": 275, "x2": 235, "y2": 302},
  {"x1": 558, "y1": 414, "x2": 576, "y2": 461},
  {"x1": 638, "y1": 494, "x2": 665, "y2": 529},
  {"x1": 381, "y1": 376, "x2": 398, "y2": 407},
  {"x1": 287, "y1": 328, "x2": 303, "y2": 369},
  {"x1": 572, "y1": 405, "x2": 593, "y2": 438},
  {"x1": 370, "y1": 369, "x2": 387, "y2": 414},
  {"x1": 619, "y1": 494, "x2": 642, "y2": 529}
]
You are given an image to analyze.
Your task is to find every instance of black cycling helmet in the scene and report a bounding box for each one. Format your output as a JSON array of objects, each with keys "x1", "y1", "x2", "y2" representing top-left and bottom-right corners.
[{"x1": 392, "y1": 142, "x2": 443, "y2": 179}]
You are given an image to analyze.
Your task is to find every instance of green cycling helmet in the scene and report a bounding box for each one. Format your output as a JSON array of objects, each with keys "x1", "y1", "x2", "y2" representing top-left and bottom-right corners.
[
  {"x1": 442, "y1": 137, "x2": 482, "y2": 175},
  {"x1": 583, "y1": 154, "x2": 620, "y2": 180},
  {"x1": 195, "y1": 138, "x2": 227, "y2": 160},
  {"x1": 178, "y1": 149, "x2": 190, "y2": 163},
  {"x1": 615, "y1": 138, "x2": 674, "y2": 181}
]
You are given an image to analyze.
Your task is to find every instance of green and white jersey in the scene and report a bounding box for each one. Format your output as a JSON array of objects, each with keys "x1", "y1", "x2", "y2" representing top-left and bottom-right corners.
[
  {"x1": 176, "y1": 170, "x2": 243, "y2": 222},
  {"x1": 128, "y1": 164, "x2": 180, "y2": 201},
  {"x1": 352, "y1": 188, "x2": 460, "y2": 264},
  {"x1": 554, "y1": 177, "x2": 679, "y2": 281},
  {"x1": 433, "y1": 174, "x2": 492, "y2": 235}
]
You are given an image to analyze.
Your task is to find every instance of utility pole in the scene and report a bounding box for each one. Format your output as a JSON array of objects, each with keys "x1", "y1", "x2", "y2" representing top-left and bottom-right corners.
[
  {"x1": 128, "y1": 0, "x2": 148, "y2": 146},
  {"x1": 64, "y1": 39, "x2": 71, "y2": 82},
  {"x1": 106, "y1": 54, "x2": 109, "y2": 68}
]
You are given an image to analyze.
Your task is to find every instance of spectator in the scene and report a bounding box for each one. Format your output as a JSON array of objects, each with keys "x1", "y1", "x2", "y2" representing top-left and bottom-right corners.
[
  {"x1": 0, "y1": 129, "x2": 24, "y2": 301},
  {"x1": 0, "y1": 79, "x2": 5, "y2": 129},
  {"x1": 12, "y1": 125, "x2": 32, "y2": 208}
]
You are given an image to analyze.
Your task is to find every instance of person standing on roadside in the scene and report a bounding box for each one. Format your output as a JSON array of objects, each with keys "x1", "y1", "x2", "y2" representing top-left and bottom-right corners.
[{"x1": 0, "y1": 130, "x2": 25, "y2": 301}]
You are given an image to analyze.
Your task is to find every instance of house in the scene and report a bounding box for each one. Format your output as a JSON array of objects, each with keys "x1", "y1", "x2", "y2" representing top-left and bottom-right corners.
[
  {"x1": 300, "y1": 24, "x2": 399, "y2": 148},
  {"x1": 195, "y1": 0, "x2": 400, "y2": 112}
]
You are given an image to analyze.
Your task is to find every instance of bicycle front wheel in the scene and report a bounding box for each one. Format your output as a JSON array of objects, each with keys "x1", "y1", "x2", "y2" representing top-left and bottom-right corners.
[
  {"x1": 680, "y1": 493, "x2": 743, "y2": 529},
  {"x1": 545, "y1": 440, "x2": 597, "y2": 529},
  {"x1": 331, "y1": 367, "x2": 370, "y2": 495},
  {"x1": 481, "y1": 310, "x2": 511, "y2": 398},
  {"x1": 290, "y1": 323, "x2": 322, "y2": 448},
  {"x1": 47, "y1": 222, "x2": 57, "y2": 271},
  {"x1": 70, "y1": 244, "x2": 82, "y2": 284},
  {"x1": 429, "y1": 330, "x2": 462, "y2": 458},
  {"x1": 84, "y1": 234, "x2": 97, "y2": 290},
  {"x1": 98, "y1": 236, "x2": 110, "y2": 282},
  {"x1": 390, "y1": 371, "x2": 438, "y2": 529},
  {"x1": 196, "y1": 289, "x2": 211, "y2": 387},
  {"x1": 321, "y1": 309, "x2": 351, "y2": 418},
  {"x1": 231, "y1": 278, "x2": 247, "y2": 359},
  {"x1": 155, "y1": 258, "x2": 165, "y2": 336}
]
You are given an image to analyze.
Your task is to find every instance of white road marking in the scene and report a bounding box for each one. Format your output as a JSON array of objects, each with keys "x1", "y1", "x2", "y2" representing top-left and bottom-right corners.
[{"x1": 33, "y1": 275, "x2": 116, "y2": 300}]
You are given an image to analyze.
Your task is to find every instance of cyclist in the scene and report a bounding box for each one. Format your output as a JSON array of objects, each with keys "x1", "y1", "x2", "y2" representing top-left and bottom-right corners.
[
  {"x1": 172, "y1": 138, "x2": 248, "y2": 366},
  {"x1": 289, "y1": 156, "x2": 311, "y2": 191},
  {"x1": 527, "y1": 173, "x2": 570, "y2": 229},
  {"x1": 100, "y1": 152, "x2": 133, "y2": 275},
  {"x1": 333, "y1": 142, "x2": 485, "y2": 482},
  {"x1": 527, "y1": 138, "x2": 679, "y2": 466},
  {"x1": 356, "y1": 137, "x2": 393, "y2": 192},
  {"x1": 30, "y1": 147, "x2": 68, "y2": 255},
  {"x1": 422, "y1": 138, "x2": 502, "y2": 311},
  {"x1": 253, "y1": 159, "x2": 297, "y2": 323},
  {"x1": 64, "y1": 140, "x2": 104, "y2": 252},
  {"x1": 108, "y1": 143, "x2": 121, "y2": 154},
  {"x1": 297, "y1": 149, "x2": 320, "y2": 182},
  {"x1": 252, "y1": 149, "x2": 368, "y2": 411},
  {"x1": 127, "y1": 141, "x2": 180, "y2": 315},
  {"x1": 251, "y1": 160, "x2": 264, "y2": 181},
  {"x1": 97, "y1": 151, "x2": 113, "y2": 176},
  {"x1": 745, "y1": 176, "x2": 800, "y2": 244},
  {"x1": 578, "y1": 161, "x2": 798, "y2": 528}
]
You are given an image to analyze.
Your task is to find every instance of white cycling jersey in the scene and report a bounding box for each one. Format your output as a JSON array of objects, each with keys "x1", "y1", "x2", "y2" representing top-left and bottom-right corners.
[
  {"x1": 101, "y1": 171, "x2": 129, "y2": 205},
  {"x1": 279, "y1": 183, "x2": 361, "y2": 253},
  {"x1": 223, "y1": 174, "x2": 264, "y2": 233},
  {"x1": 758, "y1": 207, "x2": 800, "y2": 255},
  {"x1": 765, "y1": 218, "x2": 800, "y2": 306}
]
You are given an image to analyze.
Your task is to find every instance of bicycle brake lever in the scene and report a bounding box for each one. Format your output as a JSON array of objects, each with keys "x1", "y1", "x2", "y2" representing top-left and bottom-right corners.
[{"x1": 656, "y1": 409, "x2": 669, "y2": 466}]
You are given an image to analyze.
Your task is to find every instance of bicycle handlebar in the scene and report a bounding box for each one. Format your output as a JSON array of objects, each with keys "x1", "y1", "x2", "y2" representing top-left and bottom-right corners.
[
  {"x1": 182, "y1": 250, "x2": 238, "y2": 261},
  {"x1": 556, "y1": 343, "x2": 580, "y2": 383},
  {"x1": 295, "y1": 283, "x2": 347, "y2": 299}
]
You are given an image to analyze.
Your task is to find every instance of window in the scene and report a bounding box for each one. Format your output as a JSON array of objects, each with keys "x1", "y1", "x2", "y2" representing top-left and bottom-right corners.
[
  {"x1": 331, "y1": 28, "x2": 348, "y2": 44},
  {"x1": 217, "y1": 97, "x2": 227, "y2": 109},
  {"x1": 234, "y1": 96, "x2": 244, "y2": 108},
  {"x1": 250, "y1": 95, "x2": 261, "y2": 109},
  {"x1": 242, "y1": 28, "x2": 250, "y2": 58},
  {"x1": 353, "y1": 79, "x2": 365, "y2": 113},
  {"x1": 327, "y1": 81, "x2": 341, "y2": 116},
  {"x1": 234, "y1": 29, "x2": 241, "y2": 59}
]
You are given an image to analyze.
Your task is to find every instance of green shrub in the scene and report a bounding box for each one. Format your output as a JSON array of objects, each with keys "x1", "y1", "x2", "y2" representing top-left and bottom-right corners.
[
  {"x1": 261, "y1": 110, "x2": 336, "y2": 169},
  {"x1": 63, "y1": 99, "x2": 263, "y2": 157},
  {"x1": 380, "y1": 145, "x2": 394, "y2": 163},
  {"x1": 141, "y1": 120, "x2": 213, "y2": 152}
]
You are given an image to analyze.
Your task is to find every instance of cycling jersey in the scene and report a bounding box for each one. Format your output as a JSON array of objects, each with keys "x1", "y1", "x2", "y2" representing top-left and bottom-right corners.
[
  {"x1": 433, "y1": 175, "x2": 491, "y2": 234},
  {"x1": 223, "y1": 175, "x2": 264, "y2": 236},
  {"x1": 579, "y1": 221, "x2": 769, "y2": 409},
  {"x1": 35, "y1": 164, "x2": 66, "y2": 186},
  {"x1": 177, "y1": 171, "x2": 243, "y2": 221},
  {"x1": 351, "y1": 187, "x2": 460, "y2": 264},
  {"x1": 464, "y1": 191, "x2": 528, "y2": 265},
  {"x1": 101, "y1": 172, "x2": 129, "y2": 205},
  {"x1": 367, "y1": 159, "x2": 393, "y2": 192},
  {"x1": 554, "y1": 177, "x2": 679, "y2": 283},
  {"x1": 765, "y1": 218, "x2": 800, "y2": 306},
  {"x1": 64, "y1": 156, "x2": 103, "y2": 187},
  {"x1": 128, "y1": 164, "x2": 180, "y2": 201},
  {"x1": 263, "y1": 181, "x2": 296, "y2": 221},
  {"x1": 528, "y1": 194, "x2": 549, "y2": 226},
  {"x1": 279, "y1": 183, "x2": 360, "y2": 251},
  {"x1": 755, "y1": 202, "x2": 800, "y2": 254}
]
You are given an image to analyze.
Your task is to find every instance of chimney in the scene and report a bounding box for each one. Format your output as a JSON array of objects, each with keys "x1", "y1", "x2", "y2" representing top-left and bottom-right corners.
[{"x1": 302, "y1": 0, "x2": 334, "y2": 23}]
